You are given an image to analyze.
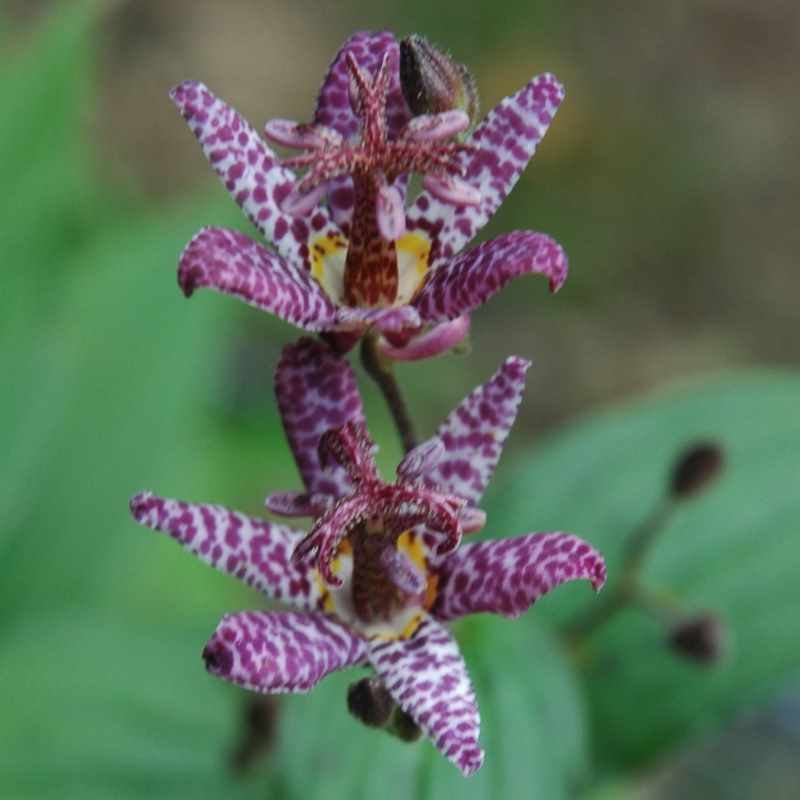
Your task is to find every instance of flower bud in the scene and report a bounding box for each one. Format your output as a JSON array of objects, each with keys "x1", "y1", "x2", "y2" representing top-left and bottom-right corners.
[
  {"x1": 669, "y1": 441, "x2": 725, "y2": 499},
  {"x1": 389, "y1": 707, "x2": 423, "y2": 742},
  {"x1": 668, "y1": 613, "x2": 727, "y2": 665},
  {"x1": 399, "y1": 35, "x2": 479, "y2": 124},
  {"x1": 347, "y1": 677, "x2": 394, "y2": 728}
]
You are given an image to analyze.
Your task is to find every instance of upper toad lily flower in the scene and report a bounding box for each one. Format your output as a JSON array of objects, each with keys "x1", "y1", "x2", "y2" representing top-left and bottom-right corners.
[
  {"x1": 173, "y1": 31, "x2": 568, "y2": 360},
  {"x1": 130, "y1": 339, "x2": 605, "y2": 775}
]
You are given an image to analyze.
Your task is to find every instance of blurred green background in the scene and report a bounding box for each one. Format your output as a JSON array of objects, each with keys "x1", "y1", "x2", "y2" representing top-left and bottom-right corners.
[{"x1": 2, "y1": 1, "x2": 799, "y2": 798}]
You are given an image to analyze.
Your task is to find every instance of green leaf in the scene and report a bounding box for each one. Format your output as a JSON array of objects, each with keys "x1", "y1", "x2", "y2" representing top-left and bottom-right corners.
[
  {"x1": 269, "y1": 616, "x2": 588, "y2": 800},
  {"x1": 0, "y1": 610, "x2": 588, "y2": 799},
  {"x1": 486, "y1": 371, "x2": 800, "y2": 768}
]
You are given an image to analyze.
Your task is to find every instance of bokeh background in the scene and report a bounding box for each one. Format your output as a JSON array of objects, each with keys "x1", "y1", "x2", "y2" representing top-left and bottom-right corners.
[{"x1": 2, "y1": 1, "x2": 799, "y2": 798}]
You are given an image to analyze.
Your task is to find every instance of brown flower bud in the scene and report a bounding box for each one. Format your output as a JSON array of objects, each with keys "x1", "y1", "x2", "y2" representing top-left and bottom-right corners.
[
  {"x1": 399, "y1": 35, "x2": 479, "y2": 123},
  {"x1": 347, "y1": 677, "x2": 394, "y2": 728},
  {"x1": 669, "y1": 441, "x2": 725, "y2": 499},
  {"x1": 668, "y1": 613, "x2": 727, "y2": 665},
  {"x1": 389, "y1": 706, "x2": 423, "y2": 742}
]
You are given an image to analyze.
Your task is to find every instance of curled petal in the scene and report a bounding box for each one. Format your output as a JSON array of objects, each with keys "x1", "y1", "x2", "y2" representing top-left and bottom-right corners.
[
  {"x1": 170, "y1": 81, "x2": 343, "y2": 271},
  {"x1": 377, "y1": 315, "x2": 470, "y2": 361},
  {"x1": 396, "y1": 437, "x2": 446, "y2": 482},
  {"x1": 433, "y1": 532, "x2": 607, "y2": 622},
  {"x1": 369, "y1": 618, "x2": 484, "y2": 776},
  {"x1": 274, "y1": 338, "x2": 365, "y2": 498},
  {"x1": 204, "y1": 611, "x2": 367, "y2": 693},
  {"x1": 408, "y1": 72, "x2": 565, "y2": 268},
  {"x1": 413, "y1": 231, "x2": 568, "y2": 325},
  {"x1": 178, "y1": 227, "x2": 338, "y2": 330},
  {"x1": 376, "y1": 183, "x2": 407, "y2": 241},
  {"x1": 129, "y1": 492, "x2": 319, "y2": 609},
  {"x1": 422, "y1": 174, "x2": 481, "y2": 207},
  {"x1": 425, "y1": 356, "x2": 531, "y2": 505}
]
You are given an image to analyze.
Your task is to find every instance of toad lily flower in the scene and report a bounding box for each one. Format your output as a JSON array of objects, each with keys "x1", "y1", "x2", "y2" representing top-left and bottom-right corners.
[
  {"x1": 173, "y1": 31, "x2": 568, "y2": 360},
  {"x1": 130, "y1": 339, "x2": 605, "y2": 775}
]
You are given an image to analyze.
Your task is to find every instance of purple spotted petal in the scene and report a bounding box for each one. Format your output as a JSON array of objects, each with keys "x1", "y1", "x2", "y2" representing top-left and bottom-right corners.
[
  {"x1": 433, "y1": 532, "x2": 607, "y2": 621},
  {"x1": 369, "y1": 617, "x2": 484, "y2": 776},
  {"x1": 407, "y1": 72, "x2": 564, "y2": 267},
  {"x1": 204, "y1": 611, "x2": 367, "y2": 693},
  {"x1": 424, "y1": 356, "x2": 530, "y2": 505},
  {"x1": 313, "y1": 32, "x2": 411, "y2": 232},
  {"x1": 179, "y1": 227, "x2": 338, "y2": 330},
  {"x1": 413, "y1": 231, "x2": 567, "y2": 325},
  {"x1": 171, "y1": 81, "x2": 342, "y2": 270},
  {"x1": 129, "y1": 492, "x2": 319, "y2": 609},
  {"x1": 274, "y1": 338, "x2": 365, "y2": 498},
  {"x1": 314, "y1": 31, "x2": 409, "y2": 142}
]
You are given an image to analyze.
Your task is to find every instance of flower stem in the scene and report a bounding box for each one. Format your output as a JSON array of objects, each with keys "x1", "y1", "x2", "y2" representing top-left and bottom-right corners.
[
  {"x1": 360, "y1": 332, "x2": 418, "y2": 454},
  {"x1": 561, "y1": 498, "x2": 675, "y2": 645}
]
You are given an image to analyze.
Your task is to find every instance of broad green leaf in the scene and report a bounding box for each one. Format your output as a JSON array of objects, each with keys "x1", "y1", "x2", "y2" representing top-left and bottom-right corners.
[
  {"x1": 269, "y1": 616, "x2": 588, "y2": 800},
  {"x1": 487, "y1": 371, "x2": 800, "y2": 768},
  {"x1": 0, "y1": 610, "x2": 588, "y2": 800}
]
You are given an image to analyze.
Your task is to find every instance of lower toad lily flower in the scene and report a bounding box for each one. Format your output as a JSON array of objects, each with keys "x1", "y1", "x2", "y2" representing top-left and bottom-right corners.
[
  {"x1": 173, "y1": 31, "x2": 568, "y2": 360},
  {"x1": 130, "y1": 339, "x2": 605, "y2": 775}
]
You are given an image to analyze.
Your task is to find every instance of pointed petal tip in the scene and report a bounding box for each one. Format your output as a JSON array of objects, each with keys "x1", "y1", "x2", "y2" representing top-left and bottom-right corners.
[
  {"x1": 202, "y1": 635, "x2": 234, "y2": 678},
  {"x1": 169, "y1": 79, "x2": 205, "y2": 109},
  {"x1": 459, "y1": 748, "x2": 486, "y2": 776},
  {"x1": 591, "y1": 558, "x2": 608, "y2": 592},
  {"x1": 129, "y1": 490, "x2": 154, "y2": 522}
]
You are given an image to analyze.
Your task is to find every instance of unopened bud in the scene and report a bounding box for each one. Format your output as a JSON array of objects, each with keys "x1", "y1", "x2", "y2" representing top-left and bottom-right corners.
[
  {"x1": 399, "y1": 35, "x2": 479, "y2": 124},
  {"x1": 668, "y1": 613, "x2": 727, "y2": 665},
  {"x1": 388, "y1": 707, "x2": 423, "y2": 742},
  {"x1": 347, "y1": 677, "x2": 394, "y2": 728},
  {"x1": 669, "y1": 441, "x2": 725, "y2": 499}
]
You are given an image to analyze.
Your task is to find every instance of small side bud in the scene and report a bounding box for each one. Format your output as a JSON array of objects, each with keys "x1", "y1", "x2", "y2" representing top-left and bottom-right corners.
[
  {"x1": 670, "y1": 441, "x2": 725, "y2": 499},
  {"x1": 668, "y1": 613, "x2": 727, "y2": 665},
  {"x1": 399, "y1": 35, "x2": 479, "y2": 124},
  {"x1": 388, "y1": 707, "x2": 423, "y2": 742},
  {"x1": 347, "y1": 677, "x2": 394, "y2": 728}
]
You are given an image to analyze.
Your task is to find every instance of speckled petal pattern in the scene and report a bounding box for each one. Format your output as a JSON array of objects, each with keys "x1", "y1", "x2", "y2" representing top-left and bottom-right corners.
[
  {"x1": 313, "y1": 32, "x2": 411, "y2": 234},
  {"x1": 413, "y1": 231, "x2": 568, "y2": 324},
  {"x1": 407, "y1": 72, "x2": 565, "y2": 268},
  {"x1": 129, "y1": 492, "x2": 319, "y2": 609},
  {"x1": 433, "y1": 532, "x2": 607, "y2": 622},
  {"x1": 171, "y1": 80, "x2": 342, "y2": 271},
  {"x1": 424, "y1": 356, "x2": 530, "y2": 506},
  {"x1": 369, "y1": 617, "x2": 484, "y2": 775},
  {"x1": 274, "y1": 338, "x2": 365, "y2": 498},
  {"x1": 179, "y1": 227, "x2": 338, "y2": 330},
  {"x1": 204, "y1": 611, "x2": 367, "y2": 693}
]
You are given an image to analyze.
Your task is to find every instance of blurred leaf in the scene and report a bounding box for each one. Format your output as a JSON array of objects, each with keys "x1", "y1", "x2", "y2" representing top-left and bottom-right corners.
[
  {"x1": 0, "y1": 201, "x2": 240, "y2": 623},
  {"x1": 0, "y1": 610, "x2": 587, "y2": 799},
  {"x1": 269, "y1": 616, "x2": 588, "y2": 800},
  {"x1": 487, "y1": 371, "x2": 800, "y2": 768},
  {"x1": 0, "y1": 0, "x2": 101, "y2": 319},
  {"x1": 0, "y1": 612, "x2": 259, "y2": 800}
]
